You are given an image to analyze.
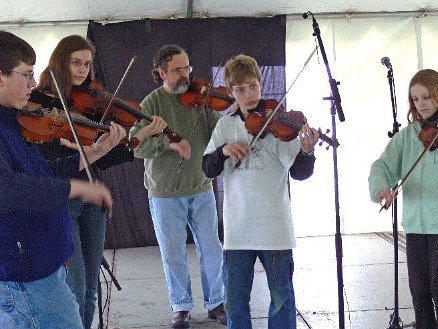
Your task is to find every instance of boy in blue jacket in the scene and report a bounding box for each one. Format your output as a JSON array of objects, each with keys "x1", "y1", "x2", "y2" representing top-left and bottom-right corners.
[{"x1": 0, "y1": 31, "x2": 125, "y2": 328}]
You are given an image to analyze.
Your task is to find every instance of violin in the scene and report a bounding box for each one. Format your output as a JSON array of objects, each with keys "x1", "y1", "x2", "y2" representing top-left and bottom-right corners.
[
  {"x1": 419, "y1": 122, "x2": 438, "y2": 151},
  {"x1": 18, "y1": 108, "x2": 139, "y2": 149},
  {"x1": 380, "y1": 121, "x2": 438, "y2": 213},
  {"x1": 179, "y1": 78, "x2": 234, "y2": 111},
  {"x1": 245, "y1": 99, "x2": 338, "y2": 147},
  {"x1": 71, "y1": 80, "x2": 182, "y2": 143}
]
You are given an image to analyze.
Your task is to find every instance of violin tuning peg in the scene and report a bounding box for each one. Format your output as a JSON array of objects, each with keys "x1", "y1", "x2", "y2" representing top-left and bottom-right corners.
[
  {"x1": 319, "y1": 141, "x2": 323, "y2": 146},
  {"x1": 325, "y1": 129, "x2": 330, "y2": 134},
  {"x1": 326, "y1": 145, "x2": 330, "y2": 150}
]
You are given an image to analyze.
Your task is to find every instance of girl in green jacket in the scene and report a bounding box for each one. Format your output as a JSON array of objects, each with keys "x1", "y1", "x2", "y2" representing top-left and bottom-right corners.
[{"x1": 369, "y1": 69, "x2": 438, "y2": 328}]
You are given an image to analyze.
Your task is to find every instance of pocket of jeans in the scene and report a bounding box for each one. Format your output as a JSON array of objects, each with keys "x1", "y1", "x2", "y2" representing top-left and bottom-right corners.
[
  {"x1": 0, "y1": 281, "x2": 14, "y2": 312},
  {"x1": 272, "y1": 250, "x2": 293, "y2": 266},
  {"x1": 271, "y1": 250, "x2": 294, "y2": 288}
]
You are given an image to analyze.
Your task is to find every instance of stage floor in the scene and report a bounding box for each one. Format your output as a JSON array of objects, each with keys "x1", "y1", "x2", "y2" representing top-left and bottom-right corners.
[{"x1": 95, "y1": 233, "x2": 415, "y2": 329}]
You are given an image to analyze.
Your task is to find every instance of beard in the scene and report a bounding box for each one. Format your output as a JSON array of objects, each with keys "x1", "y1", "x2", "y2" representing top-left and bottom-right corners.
[{"x1": 168, "y1": 76, "x2": 190, "y2": 94}]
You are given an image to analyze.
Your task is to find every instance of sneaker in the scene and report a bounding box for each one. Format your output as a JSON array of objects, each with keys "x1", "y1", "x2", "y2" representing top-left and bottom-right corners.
[
  {"x1": 208, "y1": 303, "x2": 227, "y2": 325},
  {"x1": 171, "y1": 311, "x2": 191, "y2": 328}
]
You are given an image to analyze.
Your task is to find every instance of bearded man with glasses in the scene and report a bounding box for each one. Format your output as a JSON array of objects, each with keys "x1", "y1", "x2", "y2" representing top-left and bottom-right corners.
[{"x1": 130, "y1": 44, "x2": 227, "y2": 328}]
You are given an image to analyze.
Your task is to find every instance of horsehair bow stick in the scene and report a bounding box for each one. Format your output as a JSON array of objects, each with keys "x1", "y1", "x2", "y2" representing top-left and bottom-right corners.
[
  {"x1": 50, "y1": 69, "x2": 94, "y2": 183},
  {"x1": 233, "y1": 45, "x2": 319, "y2": 170},
  {"x1": 379, "y1": 128, "x2": 438, "y2": 213},
  {"x1": 99, "y1": 56, "x2": 137, "y2": 125},
  {"x1": 176, "y1": 62, "x2": 224, "y2": 173},
  {"x1": 50, "y1": 69, "x2": 113, "y2": 218}
]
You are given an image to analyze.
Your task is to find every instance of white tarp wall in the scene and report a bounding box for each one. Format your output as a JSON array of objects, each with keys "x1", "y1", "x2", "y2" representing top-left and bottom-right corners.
[
  {"x1": 287, "y1": 14, "x2": 438, "y2": 237},
  {"x1": 4, "y1": 14, "x2": 438, "y2": 237}
]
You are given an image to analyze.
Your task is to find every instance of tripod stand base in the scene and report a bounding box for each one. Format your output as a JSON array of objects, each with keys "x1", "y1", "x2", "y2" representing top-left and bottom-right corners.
[
  {"x1": 387, "y1": 323, "x2": 415, "y2": 329},
  {"x1": 387, "y1": 313, "x2": 415, "y2": 328}
]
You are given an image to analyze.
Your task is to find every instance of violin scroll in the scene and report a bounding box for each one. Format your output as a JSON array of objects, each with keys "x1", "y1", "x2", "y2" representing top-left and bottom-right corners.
[{"x1": 317, "y1": 128, "x2": 340, "y2": 148}]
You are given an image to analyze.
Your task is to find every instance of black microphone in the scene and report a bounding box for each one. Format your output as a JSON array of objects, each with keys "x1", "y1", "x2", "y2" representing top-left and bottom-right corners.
[
  {"x1": 381, "y1": 57, "x2": 392, "y2": 70},
  {"x1": 303, "y1": 11, "x2": 319, "y2": 33}
]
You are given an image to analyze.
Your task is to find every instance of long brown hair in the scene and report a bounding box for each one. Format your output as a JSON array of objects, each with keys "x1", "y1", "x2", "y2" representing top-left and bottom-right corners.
[
  {"x1": 36, "y1": 35, "x2": 95, "y2": 98},
  {"x1": 407, "y1": 69, "x2": 438, "y2": 123}
]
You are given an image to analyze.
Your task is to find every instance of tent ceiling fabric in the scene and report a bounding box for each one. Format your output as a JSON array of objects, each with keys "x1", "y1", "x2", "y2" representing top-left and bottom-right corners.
[{"x1": 0, "y1": 0, "x2": 437, "y2": 24}]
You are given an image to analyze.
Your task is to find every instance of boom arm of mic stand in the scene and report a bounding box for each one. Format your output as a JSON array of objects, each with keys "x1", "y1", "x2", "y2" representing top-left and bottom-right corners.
[
  {"x1": 387, "y1": 68, "x2": 400, "y2": 138},
  {"x1": 311, "y1": 16, "x2": 345, "y2": 122}
]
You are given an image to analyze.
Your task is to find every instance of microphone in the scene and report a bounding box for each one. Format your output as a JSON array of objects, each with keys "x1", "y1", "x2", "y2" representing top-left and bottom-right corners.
[
  {"x1": 381, "y1": 57, "x2": 392, "y2": 70},
  {"x1": 303, "y1": 11, "x2": 319, "y2": 33}
]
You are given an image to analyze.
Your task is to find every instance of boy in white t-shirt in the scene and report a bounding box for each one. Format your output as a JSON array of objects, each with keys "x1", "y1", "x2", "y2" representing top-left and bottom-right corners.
[{"x1": 202, "y1": 54, "x2": 319, "y2": 329}]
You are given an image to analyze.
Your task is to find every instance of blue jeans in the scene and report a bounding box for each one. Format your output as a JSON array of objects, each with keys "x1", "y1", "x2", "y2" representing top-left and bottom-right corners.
[
  {"x1": 223, "y1": 249, "x2": 296, "y2": 329},
  {"x1": 67, "y1": 198, "x2": 106, "y2": 329},
  {"x1": 0, "y1": 266, "x2": 82, "y2": 329},
  {"x1": 149, "y1": 189, "x2": 224, "y2": 312}
]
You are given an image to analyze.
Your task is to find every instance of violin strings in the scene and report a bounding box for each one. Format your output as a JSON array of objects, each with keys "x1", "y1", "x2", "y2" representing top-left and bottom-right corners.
[{"x1": 247, "y1": 45, "x2": 319, "y2": 149}]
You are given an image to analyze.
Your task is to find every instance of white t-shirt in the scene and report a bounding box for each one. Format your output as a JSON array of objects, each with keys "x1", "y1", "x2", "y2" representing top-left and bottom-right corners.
[{"x1": 204, "y1": 113, "x2": 300, "y2": 250}]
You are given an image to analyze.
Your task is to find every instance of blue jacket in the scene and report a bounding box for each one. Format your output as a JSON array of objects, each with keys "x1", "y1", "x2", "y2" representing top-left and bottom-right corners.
[{"x1": 0, "y1": 105, "x2": 81, "y2": 282}]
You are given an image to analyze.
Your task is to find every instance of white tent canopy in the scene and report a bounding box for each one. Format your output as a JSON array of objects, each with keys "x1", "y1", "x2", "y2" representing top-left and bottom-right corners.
[
  {"x1": 1, "y1": 0, "x2": 437, "y2": 25},
  {"x1": 2, "y1": 2, "x2": 438, "y2": 239}
]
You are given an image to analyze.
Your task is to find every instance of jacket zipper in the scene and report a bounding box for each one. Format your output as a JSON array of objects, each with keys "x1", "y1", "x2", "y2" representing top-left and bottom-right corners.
[{"x1": 17, "y1": 241, "x2": 31, "y2": 279}]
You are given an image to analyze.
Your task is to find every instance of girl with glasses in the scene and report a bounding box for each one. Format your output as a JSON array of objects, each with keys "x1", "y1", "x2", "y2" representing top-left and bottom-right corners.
[{"x1": 28, "y1": 34, "x2": 157, "y2": 329}]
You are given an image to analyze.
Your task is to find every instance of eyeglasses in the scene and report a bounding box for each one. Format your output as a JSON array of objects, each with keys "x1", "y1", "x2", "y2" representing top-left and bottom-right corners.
[
  {"x1": 11, "y1": 70, "x2": 35, "y2": 80},
  {"x1": 70, "y1": 58, "x2": 93, "y2": 69},
  {"x1": 231, "y1": 81, "x2": 261, "y2": 95},
  {"x1": 166, "y1": 65, "x2": 193, "y2": 75}
]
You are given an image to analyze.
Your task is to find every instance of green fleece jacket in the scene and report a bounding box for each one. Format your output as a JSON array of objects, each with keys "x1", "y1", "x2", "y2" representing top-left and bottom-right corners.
[
  {"x1": 130, "y1": 87, "x2": 220, "y2": 197},
  {"x1": 369, "y1": 121, "x2": 438, "y2": 234}
]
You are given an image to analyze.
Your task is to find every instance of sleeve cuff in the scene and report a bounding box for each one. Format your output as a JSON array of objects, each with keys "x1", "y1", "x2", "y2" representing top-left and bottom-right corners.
[{"x1": 301, "y1": 149, "x2": 314, "y2": 157}]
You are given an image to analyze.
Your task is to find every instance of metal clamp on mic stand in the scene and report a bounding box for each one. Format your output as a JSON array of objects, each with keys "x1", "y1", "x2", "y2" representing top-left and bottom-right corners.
[
  {"x1": 303, "y1": 10, "x2": 345, "y2": 329},
  {"x1": 380, "y1": 56, "x2": 415, "y2": 329}
]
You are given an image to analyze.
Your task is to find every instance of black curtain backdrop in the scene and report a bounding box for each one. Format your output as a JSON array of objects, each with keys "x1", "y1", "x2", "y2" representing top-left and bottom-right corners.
[{"x1": 87, "y1": 16, "x2": 286, "y2": 249}]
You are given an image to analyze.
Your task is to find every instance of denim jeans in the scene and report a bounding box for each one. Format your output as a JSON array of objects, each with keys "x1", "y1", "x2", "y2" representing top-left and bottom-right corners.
[
  {"x1": 0, "y1": 266, "x2": 82, "y2": 329},
  {"x1": 149, "y1": 189, "x2": 224, "y2": 312},
  {"x1": 223, "y1": 249, "x2": 296, "y2": 329},
  {"x1": 67, "y1": 198, "x2": 106, "y2": 329}
]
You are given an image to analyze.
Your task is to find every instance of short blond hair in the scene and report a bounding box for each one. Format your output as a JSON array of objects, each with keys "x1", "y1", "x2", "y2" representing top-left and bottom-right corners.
[{"x1": 224, "y1": 54, "x2": 261, "y2": 90}]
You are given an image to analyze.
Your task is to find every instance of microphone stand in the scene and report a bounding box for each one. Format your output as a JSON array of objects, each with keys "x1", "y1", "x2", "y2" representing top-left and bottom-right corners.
[
  {"x1": 98, "y1": 256, "x2": 122, "y2": 329},
  {"x1": 383, "y1": 63, "x2": 415, "y2": 329},
  {"x1": 303, "y1": 11, "x2": 345, "y2": 329}
]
